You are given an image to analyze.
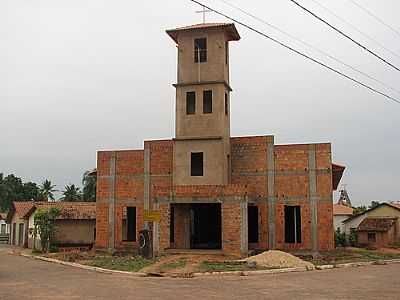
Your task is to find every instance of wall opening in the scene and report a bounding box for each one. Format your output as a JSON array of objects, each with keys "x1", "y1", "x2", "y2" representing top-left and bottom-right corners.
[
  {"x1": 194, "y1": 38, "x2": 207, "y2": 63},
  {"x1": 248, "y1": 205, "x2": 259, "y2": 243},
  {"x1": 203, "y1": 90, "x2": 213, "y2": 114},
  {"x1": 225, "y1": 93, "x2": 228, "y2": 115},
  {"x1": 190, "y1": 203, "x2": 221, "y2": 249},
  {"x1": 284, "y1": 206, "x2": 301, "y2": 243},
  {"x1": 122, "y1": 207, "x2": 136, "y2": 241},
  {"x1": 186, "y1": 91, "x2": 196, "y2": 115},
  {"x1": 191, "y1": 152, "x2": 203, "y2": 176},
  {"x1": 1, "y1": 224, "x2": 5, "y2": 234},
  {"x1": 18, "y1": 223, "x2": 24, "y2": 246}
]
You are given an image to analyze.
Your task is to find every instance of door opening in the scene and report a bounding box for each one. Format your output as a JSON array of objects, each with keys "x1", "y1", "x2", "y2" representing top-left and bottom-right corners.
[{"x1": 190, "y1": 203, "x2": 221, "y2": 249}]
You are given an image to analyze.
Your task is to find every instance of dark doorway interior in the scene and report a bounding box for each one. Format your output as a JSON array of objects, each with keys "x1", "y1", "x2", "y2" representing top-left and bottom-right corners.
[
  {"x1": 190, "y1": 203, "x2": 221, "y2": 249},
  {"x1": 284, "y1": 206, "x2": 302, "y2": 243},
  {"x1": 18, "y1": 223, "x2": 24, "y2": 246},
  {"x1": 248, "y1": 205, "x2": 259, "y2": 243}
]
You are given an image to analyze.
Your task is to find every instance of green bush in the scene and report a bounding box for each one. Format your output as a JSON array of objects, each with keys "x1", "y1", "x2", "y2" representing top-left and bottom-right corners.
[
  {"x1": 348, "y1": 229, "x2": 357, "y2": 247},
  {"x1": 335, "y1": 228, "x2": 346, "y2": 247}
]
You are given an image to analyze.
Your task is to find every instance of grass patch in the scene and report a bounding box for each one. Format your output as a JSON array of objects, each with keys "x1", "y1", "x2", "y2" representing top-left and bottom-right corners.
[
  {"x1": 299, "y1": 248, "x2": 400, "y2": 266},
  {"x1": 87, "y1": 256, "x2": 154, "y2": 272},
  {"x1": 159, "y1": 259, "x2": 187, "y2": 272},
  {"x1": 199, "y1": 261, "x2": 270, "y2": 272}
]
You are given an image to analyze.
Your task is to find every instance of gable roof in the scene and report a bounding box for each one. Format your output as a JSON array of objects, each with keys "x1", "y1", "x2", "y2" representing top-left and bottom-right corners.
[
  {"x1": 28, "y1": 202, "x2": 96, "y2": 220},
  {"x1": 333, "y1": 204, "x2": 353, "y2": 216},
  {"x1": 343, "y1": 203, "x2": 400, "y2": 223},
  {"x1": 357, "y1": 217, "x2": 397, "y2": 232},
  {"x1": 6, "y1": 201, "x2": 35, "y2": 222},
  {"x1": 166, "y1": 23, "x2": 241, "y2": 43}
]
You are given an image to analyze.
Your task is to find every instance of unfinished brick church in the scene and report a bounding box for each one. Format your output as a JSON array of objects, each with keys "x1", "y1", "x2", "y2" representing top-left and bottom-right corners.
[{"x1": 95, "y1": 23, "x2": 345, "y2": 257}]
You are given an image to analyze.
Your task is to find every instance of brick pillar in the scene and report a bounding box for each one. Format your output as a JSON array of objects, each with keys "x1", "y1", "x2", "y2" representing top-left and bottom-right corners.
[
  {"x1": 158, "y1": 203, "x2": 170, "y2": 252},
  {"x1": 222, "y1": 198, "x2": 248, "y2": 257}
]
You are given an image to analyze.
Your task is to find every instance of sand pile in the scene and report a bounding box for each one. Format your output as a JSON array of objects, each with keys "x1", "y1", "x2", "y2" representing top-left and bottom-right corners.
[{"x1": 242, "y1": 250, "x2": 315, "y2": 270}]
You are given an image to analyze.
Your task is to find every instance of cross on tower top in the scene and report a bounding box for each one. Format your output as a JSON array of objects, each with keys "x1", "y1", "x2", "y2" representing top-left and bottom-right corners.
[{"x1": 195, "y1": 5, "x2": 212, "y2": 23}]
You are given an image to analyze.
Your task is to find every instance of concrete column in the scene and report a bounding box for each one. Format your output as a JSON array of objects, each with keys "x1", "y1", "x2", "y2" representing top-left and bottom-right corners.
[
  {"x1": 108, "y1": 152, "x2": 116, "y2": 251},
  {"x1": 144, "y1": 146, "x2": 150, "y2": 230},
  {"x1": 267, "y1": 139, "x2": 276, "y2": 249},
  {"x1": 308, "y1": 145, "x2": 318, "y2": 252},
  {"x1": 152, "y1": 201, "x2": 160, "y2": 256},
  {"x1": 240, "y1": 198, "x2": 249, "y2": 256}
]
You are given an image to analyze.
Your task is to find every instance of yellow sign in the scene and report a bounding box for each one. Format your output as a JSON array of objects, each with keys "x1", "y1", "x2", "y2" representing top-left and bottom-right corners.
[{"x1": 143, "y1": 210, "x2": 161, "y2": 222}]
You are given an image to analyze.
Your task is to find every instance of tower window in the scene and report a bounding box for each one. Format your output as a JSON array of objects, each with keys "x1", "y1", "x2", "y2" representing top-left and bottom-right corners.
[
  {"x1": 194, "y1": 38, "x2": 207, "y2": 63},
  {"x1": 225, "y1": 41, "x2": 229, "y2": 65},
  {"x1": 225, "y1": 93, "x2": 228, "y2": 115},
  {"x1": 203, "y1": 90, "x2": 212, "y2": 114},
  {"x1": 284, "y1": 206, "x2": 301, "y2": 243},
  {"x1": 191, "y1": 152, "x2": 203, "y2": 176},
  {"x1": 186, "y1": 91, "x2": 196, "y2": 114}
]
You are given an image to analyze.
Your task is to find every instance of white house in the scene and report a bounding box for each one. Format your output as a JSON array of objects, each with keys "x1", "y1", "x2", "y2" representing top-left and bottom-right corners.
[
  {"x1": 333, "y1": 204, "x2": 353, "y2": 232},
  {"x1": 0, "y1": 213, "x2": 10, "y2": 236}
]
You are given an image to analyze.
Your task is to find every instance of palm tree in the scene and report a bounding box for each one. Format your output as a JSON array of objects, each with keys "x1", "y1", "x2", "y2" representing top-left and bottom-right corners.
[
  {"x1": 82, "y1": 170, "x2": 96, "y2": 202},
  {"x1": 40, "y1": 179, "x2": 57, "y2": 201},
  {"x1": 62, "y1": 184, "x2": 82, "y2": 202}
]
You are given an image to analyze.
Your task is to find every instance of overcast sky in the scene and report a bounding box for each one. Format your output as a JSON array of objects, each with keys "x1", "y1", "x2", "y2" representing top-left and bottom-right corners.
[{"x1": 1, "y1": 0, "x2": 399, "y2": 206}]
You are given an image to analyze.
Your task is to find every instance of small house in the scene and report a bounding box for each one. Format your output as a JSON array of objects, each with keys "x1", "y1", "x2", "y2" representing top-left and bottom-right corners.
[
  {"x1": 26, "y1": 202, "x2": 96, "y2": 251},
  {"x1": 6, "y1": 201, "x2": 35, "y2": 247},
  {"x1": 357, "y1": 217, "x2": 398, "y2": 248}
]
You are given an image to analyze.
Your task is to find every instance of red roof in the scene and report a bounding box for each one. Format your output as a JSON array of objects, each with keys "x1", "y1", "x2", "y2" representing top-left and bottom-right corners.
[
  {"x1": 30, "y1": 202, "x2": 96, "y2": 220},
  {"x1": 357, "y1": 217, "x2": 397, "y2": 232},
  {"x1": 8, "y1": 201, "x2": 35, "y2": 220},
  {"x1": 166, "y1": 23, "x2": 241, "y2": 43},
  {"x1": 333, "y1": 204, "x2": 353, "y2": 215}
]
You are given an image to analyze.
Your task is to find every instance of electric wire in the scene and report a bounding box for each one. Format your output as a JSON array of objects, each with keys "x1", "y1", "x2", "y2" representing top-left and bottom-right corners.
[
  {"x1": 188, "y1": 0, "x2": 400, "y2": 104},
  {"x1": 216, "y1": 0, "x2": 400, "y2": 96},
  {"x1": 348, "y1": 0, "x2": 400, "y2": 39},
  {"x1": 287, "y1": 0, "x2": 400, "y2": 73},
  {"x1": 308, "y1": 0, "x2": 400, "y2": 61}
]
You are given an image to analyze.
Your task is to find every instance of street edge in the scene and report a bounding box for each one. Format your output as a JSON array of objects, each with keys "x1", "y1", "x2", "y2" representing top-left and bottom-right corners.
[{"x1": 17, "y1": 252, "x2": 400, "y2": 278}]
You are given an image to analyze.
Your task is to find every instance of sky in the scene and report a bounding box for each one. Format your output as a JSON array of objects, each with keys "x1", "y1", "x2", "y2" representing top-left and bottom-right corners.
[{"x1": 1, "y1": 0, "x2": 399, "y2": 206}]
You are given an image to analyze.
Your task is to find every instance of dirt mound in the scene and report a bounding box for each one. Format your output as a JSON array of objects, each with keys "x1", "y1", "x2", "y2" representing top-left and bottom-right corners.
[{"x1": 242, "y1": 250, "x2": 315, "y2": 270}]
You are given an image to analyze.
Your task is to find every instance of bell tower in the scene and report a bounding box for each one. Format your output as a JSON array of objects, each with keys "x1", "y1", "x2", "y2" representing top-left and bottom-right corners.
[{"x1": 166, "y1": 23, "x2": 240, "y2": 185}]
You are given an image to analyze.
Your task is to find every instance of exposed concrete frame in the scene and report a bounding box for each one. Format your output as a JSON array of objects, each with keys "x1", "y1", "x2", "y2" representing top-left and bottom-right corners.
[
  {"x1": 267, "y1": 139, "x2": 276, "y2": 249},
  {"x1": 108, "y1": 152, "x2": 116, "y2": 251},
  {"x1": 308, "y1": 145, "x2": 318, "y2": 252},
  {"x1": 240, "y1": 198, "x2": 249, "y2": 255},
  {"x1": 144, "y1": 146, "x2": 151, "y2": 230}
]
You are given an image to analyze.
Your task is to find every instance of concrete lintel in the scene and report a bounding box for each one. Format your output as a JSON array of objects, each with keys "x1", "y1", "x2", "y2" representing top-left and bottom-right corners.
[{"x1": 155, "y1": 196, "x2": 247, "y2": 204}]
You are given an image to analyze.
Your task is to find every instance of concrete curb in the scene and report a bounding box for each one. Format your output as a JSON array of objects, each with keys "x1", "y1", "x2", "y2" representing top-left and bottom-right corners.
[
  {"x1": 18, "y1": 252, "x2": 400, "y2": 278},
  {"x1": 19, "y1": 253, "x2": 147, "y2": 277}
]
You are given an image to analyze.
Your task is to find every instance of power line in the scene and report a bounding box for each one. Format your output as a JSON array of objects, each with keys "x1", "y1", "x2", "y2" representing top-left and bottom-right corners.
[
  {"x1": 216, "y1": 0, "x2": 400, "y2": 96},
  {"x1": 349, "y1": 0, "x2": 400, "y2": 39},
  {"x1": 287, "y1": 0, "x2": 400, "y2": 73},
  {"x1": 309, "y1": 0, "x2": 400, "y2": 61},
  {"x1": 188, "y1": 0, "x2": 400, "y2": 104}
]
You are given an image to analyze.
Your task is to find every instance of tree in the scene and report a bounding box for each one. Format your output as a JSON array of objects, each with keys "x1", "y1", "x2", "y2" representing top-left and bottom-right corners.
[
  {"x1": 369, "y1": 201, "x2": 380, "y2": 209},
  {"x1": 0, "y1": 173, "x2": 42, "y2": 211},
  {"x1": 334, "y1": 228, "x2": 346, "y2": 247},
  {"x1": 82, "y1": 170, "x2": 96, "y2": 202},
  {"x1": 353, "y1": 205, "x2": 367, "y2": 215},
  {"x1": 40, "y1": 179, "x2": 57, "y2": 201},
  {"x1": 61, "y1": 184, "x2": 82, "y2": 202},
  {"x1": 33, "y1": 207, "x2": 60, "y2": 253}
]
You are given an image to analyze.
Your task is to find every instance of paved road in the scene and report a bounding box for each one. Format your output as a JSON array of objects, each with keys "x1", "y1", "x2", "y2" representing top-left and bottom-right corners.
[{"x1": 1, "y1": 245, "x2": 400, "y2": 300}]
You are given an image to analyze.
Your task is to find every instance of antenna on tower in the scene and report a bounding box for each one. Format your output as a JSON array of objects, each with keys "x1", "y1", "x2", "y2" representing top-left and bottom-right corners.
[{"x1": 337, "y1": 184, "x2": 352, "y2": 207}]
